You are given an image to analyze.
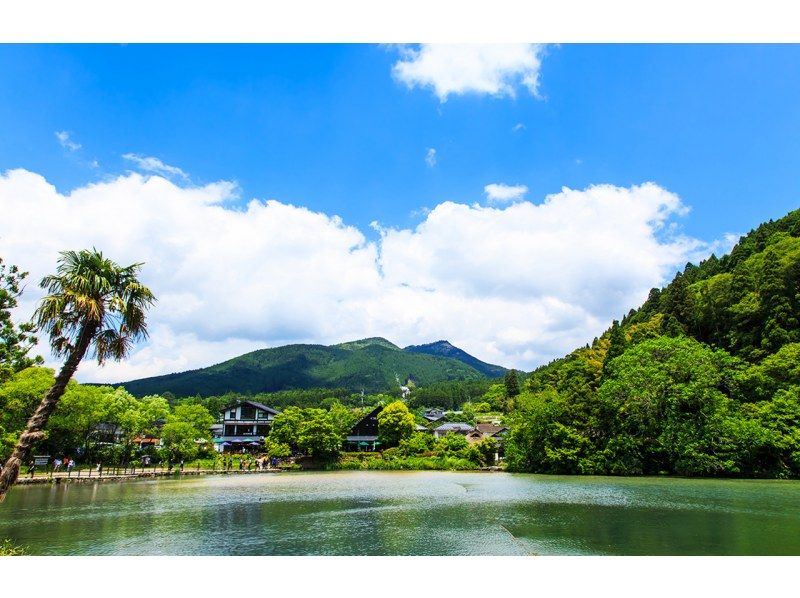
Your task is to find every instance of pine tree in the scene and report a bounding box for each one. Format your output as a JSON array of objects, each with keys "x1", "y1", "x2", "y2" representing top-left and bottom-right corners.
[{"x1": 504, "y1": 369, "x2": 521, "y2": 398}]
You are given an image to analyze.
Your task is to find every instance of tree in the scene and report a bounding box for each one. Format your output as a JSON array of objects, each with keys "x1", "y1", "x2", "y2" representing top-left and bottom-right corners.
[
  {"x1": 160, "y1": 421, "x2": 200, "y2": 463},
  {"x1": 602, "y1": 320, "x2": 627, "y2": 378},
  {"x1": 0, "y1": 258, "x2": 42, "y2": 382},
  {"x1": 504, "y1": 369, "x2": 521, "y2": 398},
  {"x1": 269, "y1": 406, "x2": 305, "y2": 451},
  {"x1": 0, "y1": 249, "x2": 154, "y2": 501},
  {"x1": 296, "y1": 409, "x2": 341, "y2": 460},
  {"x1": 377, "y1": 401, "x2": 415, "y2": 448}
]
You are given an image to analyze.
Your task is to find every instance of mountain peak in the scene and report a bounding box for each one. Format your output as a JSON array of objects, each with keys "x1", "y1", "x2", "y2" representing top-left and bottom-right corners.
[
  {"x1": 403, "y1": 341, "x2": 507, "y2": 378},
  {"x1": 334, "y1": 337, "x2": 400, "y2": 351}
]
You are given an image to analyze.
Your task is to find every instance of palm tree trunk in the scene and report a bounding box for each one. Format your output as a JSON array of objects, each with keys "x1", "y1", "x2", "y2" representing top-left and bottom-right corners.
[{"x1": 0, "y1": 323, "x2": 96, "y2": 502}]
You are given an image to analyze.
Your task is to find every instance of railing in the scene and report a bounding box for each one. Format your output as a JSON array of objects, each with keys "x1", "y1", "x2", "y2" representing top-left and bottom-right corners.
[{"x1": 19, "y1": 459, "x2": 281, "y2": 481}]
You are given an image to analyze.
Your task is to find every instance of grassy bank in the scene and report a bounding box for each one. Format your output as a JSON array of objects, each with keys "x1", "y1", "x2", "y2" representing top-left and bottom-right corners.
[{"x1": 328, "y1": 451, "x2": 493, "y2": 471}]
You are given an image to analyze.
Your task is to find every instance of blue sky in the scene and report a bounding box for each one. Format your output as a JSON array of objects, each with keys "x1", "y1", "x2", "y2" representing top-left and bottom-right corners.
[
  {"x1": 2, "y1": 44, "x2": 799, "y2": 237},
  {"x1": 1, "y1": 44, "x2": 799, "y2": 380}
]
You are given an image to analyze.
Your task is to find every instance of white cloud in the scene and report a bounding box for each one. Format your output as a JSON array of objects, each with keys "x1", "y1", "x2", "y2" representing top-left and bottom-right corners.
[
  {"x1": 55, "y1": 131, "x2": 81, "y2": 152},
  {"x1": 484, "y1": 183, "x2": 528, "y2": 203},
  {"x1": 122, "y1": 153, "x2": 189, "y2": 180},
  {"x1": 425, "y1": 148, "x2": 437, "y2": 167},
  {"x1": 392, "y1": 44, "x2": 545, "y2": 101},
  {"x1": 512, "y1": 123, "x2": 526, "y2": 132},
  {"x1": 0, "y1": 170, "x2": 713, "y2": 382}
]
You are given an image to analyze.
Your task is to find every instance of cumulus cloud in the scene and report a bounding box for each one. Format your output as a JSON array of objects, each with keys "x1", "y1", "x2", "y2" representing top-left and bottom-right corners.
[
  {"x1": 122, "y1": 153, "x2": 189, "y2": 179},
  {"x1": 55, "y1": 131, "x2": 81, "y2": 152},
  {"x1": 512, "y1": 123, "x2": 526, "y2": 132},
  {"x1": 0, "y1": 170, "x2": 714, "y2": 382},
  {"x1": 392, "y1": 44, "x2": 545, "y2": 101},
  {"x1": 484, "y1": 183, "x2": 528, "y2": 203},
  {"x1": 425, "y1": 148, "x2": 437, "y2": 167}
]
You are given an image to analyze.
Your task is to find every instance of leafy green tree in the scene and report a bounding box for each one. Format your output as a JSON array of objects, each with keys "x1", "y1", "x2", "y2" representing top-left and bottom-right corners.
[
  {"x1": 296, "y1": 409, "x2": 341, "y2": 460},
  {"x1": 433, "y1": 432, "x2": 469, "y2": 456},
  {"x1": 262, "y1": 436, "x2": 291, "y2": 458},
  {"x1": 377, "y1": 400, "x2": 415, "y2": 447},
  {"x1": 398, "y1": 431, "x2": 435, "y2": 455},
  {"x1": 0, "y1": 249, "x2": 154, "y2": 501},
  {"x1": 504, "y1": 369, "x2": 521, "y2": 398},
  {"x1": 0, "y1": 258, "x2": 42, "y2": 382},
  {"x1": 328, "y1": 400, "x2": 358, "y2": 439},
  {"x1": 269, "y1": 406, "x2": 305, "y2": 450},
  {"x1": 602, "y1": 320, "x2": 627, "y2": 377},
  {"x1": 160, "y1": 421, "x2": 200, "y2": 463},
  {"x1": 168, "y1": 403, "x2": 214, "y2": 438},
  {"x1": 471, "y1": 436, "x2": 499, "y2": 466}
]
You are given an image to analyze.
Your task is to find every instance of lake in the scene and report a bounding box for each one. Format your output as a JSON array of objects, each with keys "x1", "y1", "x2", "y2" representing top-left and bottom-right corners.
[{"x1": 1, "y1": 471, "x2": 799, "y2": 555}]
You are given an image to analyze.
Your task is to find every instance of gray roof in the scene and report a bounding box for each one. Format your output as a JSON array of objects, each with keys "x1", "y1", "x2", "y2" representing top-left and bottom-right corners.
[
  {"x1": 434, "y1": 422, "x2": 475, "y2": 432},
  {"x1": 346, "y1": 435, "x2": 379, "y2": 442}
]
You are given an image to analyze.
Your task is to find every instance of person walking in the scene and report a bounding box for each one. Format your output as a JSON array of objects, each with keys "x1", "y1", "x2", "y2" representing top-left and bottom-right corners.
[{"x1": 27, "y1": 460, "x2": 36, "y2": 478}]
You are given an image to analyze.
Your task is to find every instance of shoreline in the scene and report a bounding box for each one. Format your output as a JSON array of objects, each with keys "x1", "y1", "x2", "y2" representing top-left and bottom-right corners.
[{"x1": 13, "y1": 468, "x2": 282, "y2": 486}]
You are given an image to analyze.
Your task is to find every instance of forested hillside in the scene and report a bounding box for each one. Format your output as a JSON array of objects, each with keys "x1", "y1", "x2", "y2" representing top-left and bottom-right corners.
[
  {"x1": 118, "y1": 337, "x2": 488, "y2": 397},
  {"x1": 506, "y1": 208, "x2": 800, "y2": 478}
]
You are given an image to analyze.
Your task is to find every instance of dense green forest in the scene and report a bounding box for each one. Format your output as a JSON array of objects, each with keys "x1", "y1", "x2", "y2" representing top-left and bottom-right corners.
[
  {"x1": 505, "y1": 208, "x2": 800, "y2": 478},
  {"x1": 117, "y1": 337, "x2": 499, "y2": 397}
]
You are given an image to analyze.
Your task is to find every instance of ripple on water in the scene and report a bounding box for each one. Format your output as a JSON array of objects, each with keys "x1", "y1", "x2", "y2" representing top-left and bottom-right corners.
[{"x1": 1, "y1": 471, "x2": 799, "y2": 555}]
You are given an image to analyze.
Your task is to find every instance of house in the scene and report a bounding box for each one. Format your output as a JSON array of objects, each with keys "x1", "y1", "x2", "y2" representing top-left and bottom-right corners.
[
  {"x1": 415, "y1": 423, "x2": 431, "y2": 433},
  {"x1": 89, "y1": 422, "x2": 126, "y2": 445},
  {"x1": 475, "y1": 423, "x2": 509, "y2": 439},
  {"x1": 344, "y1": 405, "x2": 382, "y2": 451},
  {"x1": 212, "y1": 400, "x2": 280, "y2": 453},
  {"x1": 433, "y1": 422, "x2": 475, "y2": 439},
  {"x1": 423, "y1": 409, "x2": 446, "y2": 422}
]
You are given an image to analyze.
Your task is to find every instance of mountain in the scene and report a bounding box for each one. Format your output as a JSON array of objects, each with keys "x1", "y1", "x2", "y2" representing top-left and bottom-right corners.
[
  {"x1": 507, "y1": 208, "x2": 800, "y2": 478},
  {"x1": 116, "y1": 337, "x2": 491, "y2": 397},
  {"x1": 403, "y1": 340, "x2": 507, "y2": 378}
]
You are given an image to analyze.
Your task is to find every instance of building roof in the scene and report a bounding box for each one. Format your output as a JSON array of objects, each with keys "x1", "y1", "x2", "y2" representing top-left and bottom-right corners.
[
  {"x1": 422, "y1": 409, "x2": 445, "y2": 421},
  {"x1": 415, "y1": 424, "x2": 430, "y2": 431},
  {"x1": 434, "y1": 422, "x2": 475, "y2": 432},
  {"x1": 345, "y1": 435, "x2": 379, "y2": 442},
  {"x1": 220, "y1": 400, "x2": 280, "y2": 416},
  {"x1": 475, "y1": 424, "x2": 508, "y2": 436}
]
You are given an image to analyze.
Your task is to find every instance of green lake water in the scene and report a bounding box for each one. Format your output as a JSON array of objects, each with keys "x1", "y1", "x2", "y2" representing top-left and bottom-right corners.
[{"x1": 1, "y1": 471, "x2": 799, "y2": 555}]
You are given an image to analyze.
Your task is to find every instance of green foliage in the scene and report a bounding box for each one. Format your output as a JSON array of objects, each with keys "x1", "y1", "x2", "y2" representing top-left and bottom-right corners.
[
  {"x1": 0, "y1": 258, "x2": 42, "y2": 382},
  {"x1": 398, "y1": 431, "x2": 435, "y2": 456},
  {"x1": 377, "y1": 400, "x2": 416, "y2": 447},
  {"x1": 262, "y1": 436, "x2": 291, "y2": 458},
  {"x1": 0, "y1": 539, "x2": 26, "y2": 556},
  {"x1": 434, "y1": 432, "x2": 469, "y2": 456},
  {"x1": 504, "y1": 369, "x2": 521, "y2": 398},
  {"x1": 160, "y1": 421, "x2": 200, "y2": 462},
  {"x1": 34, "y1": 249, "x2": 155, "y2": 365},
  {"x1": 508, "y1": 209, "x2": 800, "y2": 478},
  {"x1": 269, "y1": 406, "x2": 305, "y2": 450},
  {"x1": 296, "y1": 408, "x2": 341, "y2": 460},
  {"x1": 119, "y1": 337, "x2": 488, "y2": 397}
]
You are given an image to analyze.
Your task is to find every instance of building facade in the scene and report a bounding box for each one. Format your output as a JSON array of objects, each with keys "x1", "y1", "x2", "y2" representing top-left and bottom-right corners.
[{"x1": 213, "y1": 400, "x2": 280, "y2": 453}]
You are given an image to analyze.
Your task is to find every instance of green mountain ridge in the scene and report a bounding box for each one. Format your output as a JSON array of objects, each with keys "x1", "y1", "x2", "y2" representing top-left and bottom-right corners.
[
  {"x1": 116, "y1": 337, "x2": 497, "y2": 397},
  {"x1": 404, "y1": 340, "x2": 507, "y2": 377},
  {"x1": 506, "y1": 207, "x2": 800, "y2": 478}
]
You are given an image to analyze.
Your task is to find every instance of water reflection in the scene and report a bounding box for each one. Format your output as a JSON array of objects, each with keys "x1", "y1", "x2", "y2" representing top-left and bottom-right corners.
[{"x1": 1, "y1": 471, "x2": 798, "y2": 555}]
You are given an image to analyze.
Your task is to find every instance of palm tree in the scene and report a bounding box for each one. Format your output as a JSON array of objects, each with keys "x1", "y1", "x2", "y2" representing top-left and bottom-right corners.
[{"x1": 0, "y1": 249, "x2": 155, "y2": 501}]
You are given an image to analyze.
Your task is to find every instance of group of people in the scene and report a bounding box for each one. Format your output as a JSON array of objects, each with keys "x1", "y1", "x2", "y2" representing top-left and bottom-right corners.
[
  {"x1": 26, "y1": 456, "x2": 76, "y2": 477},
  {"x1": 221, "y1": 456, "x2": 278, "y2": 471}
]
